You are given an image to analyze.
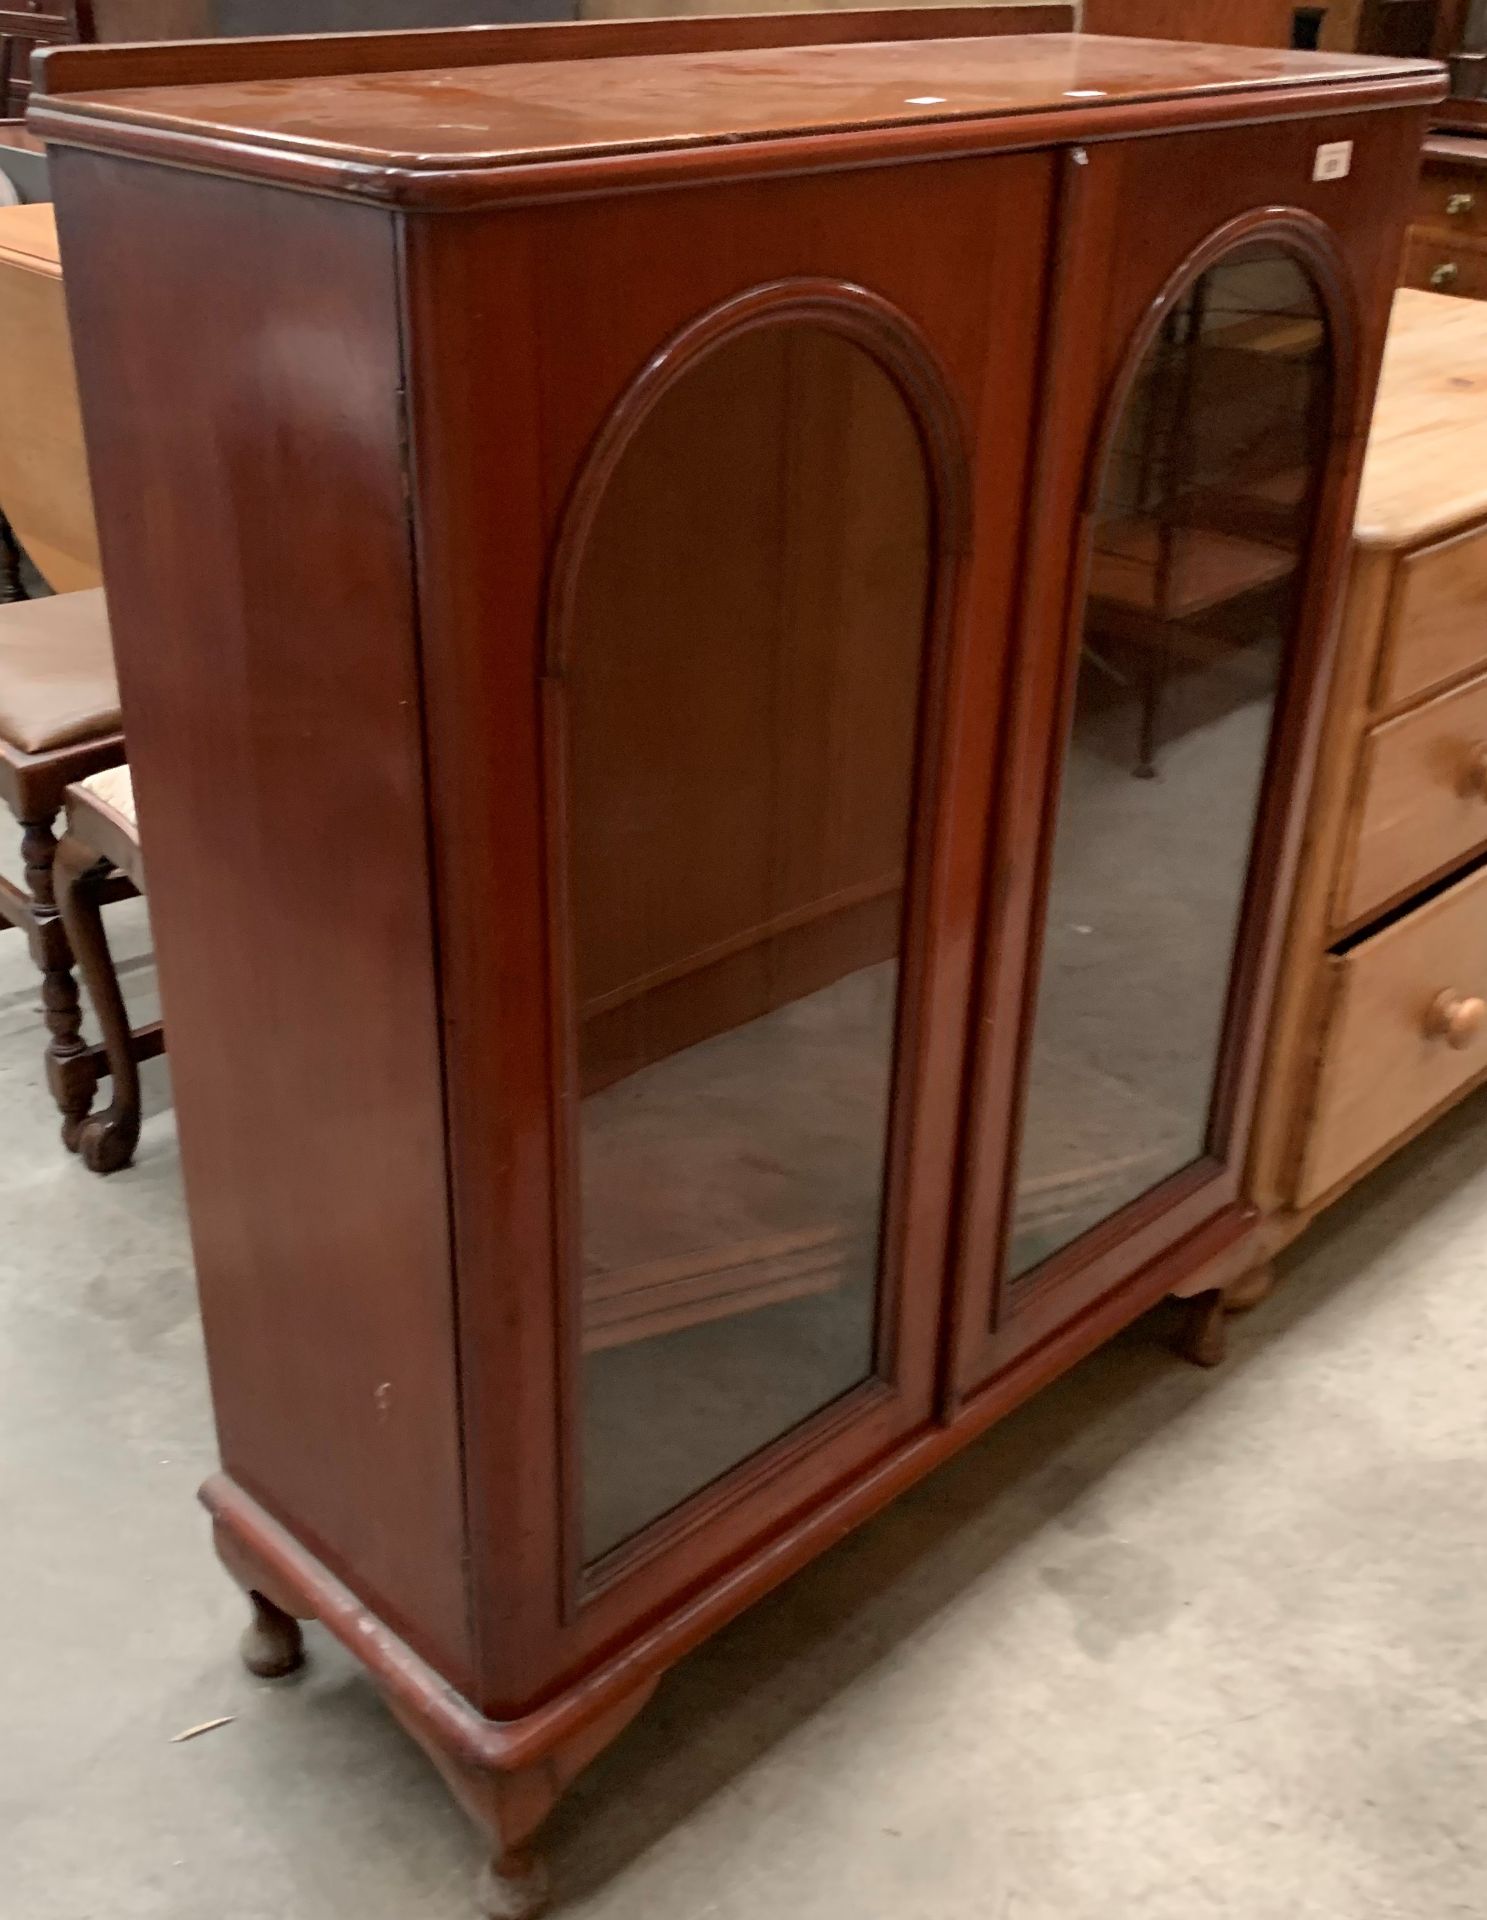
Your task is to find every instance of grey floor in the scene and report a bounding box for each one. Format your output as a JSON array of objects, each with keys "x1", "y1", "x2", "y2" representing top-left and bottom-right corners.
[{"x1": 3, "y1": 903, "x2": 1485, "y2": 1920}]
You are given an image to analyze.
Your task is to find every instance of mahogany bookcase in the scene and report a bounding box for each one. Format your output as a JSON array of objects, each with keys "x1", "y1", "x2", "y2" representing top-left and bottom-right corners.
[{"x1": 32, "y1": 17, "x2": 1439, "y2": 1915}]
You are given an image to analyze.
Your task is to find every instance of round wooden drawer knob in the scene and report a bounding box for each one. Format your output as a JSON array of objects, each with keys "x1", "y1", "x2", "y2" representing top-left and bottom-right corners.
[
  {"x1": 1463, "y1": 744, "x2": 1487, "y2": 797},
  {"x1": 1425, "y1": 990, "x2": 1486, "y2": 1048}
]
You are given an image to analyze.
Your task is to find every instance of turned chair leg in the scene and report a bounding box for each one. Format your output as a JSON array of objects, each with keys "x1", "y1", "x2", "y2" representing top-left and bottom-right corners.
[
  {"x1": 53, "y1": 830, "x2": 140, "y2": 1174},
  {"x1": 18, "y1": 813, "x2": 97, "y2": 1148}
]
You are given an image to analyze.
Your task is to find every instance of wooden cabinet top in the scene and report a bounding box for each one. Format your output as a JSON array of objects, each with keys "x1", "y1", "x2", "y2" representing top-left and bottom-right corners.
[
  {"x1": 1355, "y1": 287, "x2": 1487, "y2": 550},
  {"x1": 31, "y1": 30, "x2": 1442, "y2": 207}
]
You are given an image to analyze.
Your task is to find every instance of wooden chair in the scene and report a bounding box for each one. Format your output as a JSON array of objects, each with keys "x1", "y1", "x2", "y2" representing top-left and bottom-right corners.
[
  {"x1": 0, "y1": 589, "x2": 152, "y2": 1142},
  {"x1": 54, "y1": 762, "x2": 142, "y2": 1170},
  {"x1": 0, "y1": 199, "x2": 162, "y2": 1141}
]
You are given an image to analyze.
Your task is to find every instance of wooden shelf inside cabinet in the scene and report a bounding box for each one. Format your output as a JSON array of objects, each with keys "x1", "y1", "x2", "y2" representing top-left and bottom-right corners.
[
  {"x1": 34, "y1": 22, "x2": 1440, "y2": 1918},
  {"x1": 582, "y1": 1225, "x2": 851, "y2": 1353},
  {"x1": 1203, "y1": 312, "x2": 1329, "y2": 357},
  {"x1": 1089, "y1": 518, "x2": 1295, "y2": 618}
]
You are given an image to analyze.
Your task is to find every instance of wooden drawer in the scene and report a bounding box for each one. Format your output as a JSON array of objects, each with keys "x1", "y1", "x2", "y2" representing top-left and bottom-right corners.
[
  {"x1": 1375, "y1": 519, "x2": 1487, "y2": 710},
  {"x1": 1401, "y1": 231, "x2": 1487, "y2": 302},
  {"x1": 1339, "y1": 665, "x2": 1487, "y2": 927},
  {"x1": 1414, "y1": 162, "x2": 1487, "y2": 242},
  {"x1": 1296, "y1": 861, "x2": 1487, "y2": 1208}
]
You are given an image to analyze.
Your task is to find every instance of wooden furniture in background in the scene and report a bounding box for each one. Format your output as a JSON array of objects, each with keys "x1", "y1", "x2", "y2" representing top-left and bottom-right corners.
[
  {"x1": 1357, "y1": 0, "x2": 1441, "y2": 53},
  {"x1": 0, "y1": 198, "x2": 161, "y2": 1144},
  {"x1": 1252, "y1": 287, "x2": 1487, "y2": 1231},
  {"x1": 0, "y1": 0, "x2": 89, "y2": 118},
  {"x1": 35, "y1": 21, "x2": 1438, "y2": 1917},
  {"x1": 0, "y1": 585, "x2": 127, "y2": 1140},
  {"x1": 1399, "y1": 0, "x2": 1487, "y2": 297},
  {"x1": 1318, "y1": 0, "x2": 1367, "y2": 47},
  {"x1": 1081, "y1": 0, "x2": 1296, "y2": 45},
  {"x1": 0, "y1": 200, "x2": 98, "y2": 588},
  {"x1": 1404, "y1": 134, "x2": 1487, "y2": 296},
  {"x1": 1419, "y1": 0, "x2": 1487, "y2": 128},
  {"x1": 1318, "y1": 0, "x2": 1474, "y2": 55}
]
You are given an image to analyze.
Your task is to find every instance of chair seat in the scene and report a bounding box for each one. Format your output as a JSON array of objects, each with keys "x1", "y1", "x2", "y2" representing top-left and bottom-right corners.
[
  {"x1": 66, "y1": 760, "x2": 141, "y2": 890},
  {"x1": 77, "y1": 764, "x2": 136, "y2": 834},
  {"x1": 0, "y1": 588, "x2": 120, "y2": 754}
]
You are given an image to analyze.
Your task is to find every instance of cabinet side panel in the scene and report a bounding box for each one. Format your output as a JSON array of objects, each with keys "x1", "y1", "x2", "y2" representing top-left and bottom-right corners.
[{"x1": 48, "y1": 150, "x2": 471, "y2": 1689}]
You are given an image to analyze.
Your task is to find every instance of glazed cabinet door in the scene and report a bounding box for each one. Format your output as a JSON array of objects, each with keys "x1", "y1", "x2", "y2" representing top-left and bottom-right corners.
[
  {"x1": 952, "y1": 112, "x2": 1424, "y2": 1397},
  {"x1": 560, "y1": 315, "x2": 955, "y2": 1567},
  {"x1": 405, "y1": 151, "x2": 1054, "y2": 1710}
]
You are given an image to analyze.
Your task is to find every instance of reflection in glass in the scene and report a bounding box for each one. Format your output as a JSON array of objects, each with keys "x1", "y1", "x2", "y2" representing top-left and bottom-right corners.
[
  {"x1": 568, "y1": 324, "x2": 933, "y2": 1560},
  {"x1": 1009, "y1": 245, "x2": 1330, "y2": 1282}
]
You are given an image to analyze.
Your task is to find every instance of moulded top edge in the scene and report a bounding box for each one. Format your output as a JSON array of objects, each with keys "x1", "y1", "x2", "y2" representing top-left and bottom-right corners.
[{"x1": 30, "y1": 34, "x2": 1445, "y2": 203}]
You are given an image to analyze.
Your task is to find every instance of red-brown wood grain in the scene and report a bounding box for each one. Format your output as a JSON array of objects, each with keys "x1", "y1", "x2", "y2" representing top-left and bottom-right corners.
[
  {"x1": 951, "y1": 103, "x2": 1430, "y2": 1393},
  {"x1": 402, "y1": 147, "x2": 1056, "y2": 1709},
  {"x1": 39, "y1": 21, "x2": 1443, "y2": 1909},
  {"x1": 30, "y1": 33, "x2": 1440, "y2": 208}
]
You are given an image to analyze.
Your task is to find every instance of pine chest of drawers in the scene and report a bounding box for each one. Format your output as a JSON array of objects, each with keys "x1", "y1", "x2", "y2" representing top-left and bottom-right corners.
[
  {"x1": 1254, "y1": 287, "x2": 1487, "y2": 1225},
  {"x1": 1404, "y1": 134, "x2": 1487, "y2": 300}
]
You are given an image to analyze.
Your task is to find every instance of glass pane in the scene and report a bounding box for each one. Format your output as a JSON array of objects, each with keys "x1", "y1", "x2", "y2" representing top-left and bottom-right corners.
[
  {"x1": 1009, "y1": 244, "x2": 1330, "y2": 1282},
  {"x1": 568, "y1": 324, "x2": 933, "y2": 1561}
]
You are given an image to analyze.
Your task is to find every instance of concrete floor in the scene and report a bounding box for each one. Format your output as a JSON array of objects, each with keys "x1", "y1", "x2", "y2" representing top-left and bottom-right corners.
[{"x1": 2, "y1": 907, "x2": 1485, "y2": 1920}]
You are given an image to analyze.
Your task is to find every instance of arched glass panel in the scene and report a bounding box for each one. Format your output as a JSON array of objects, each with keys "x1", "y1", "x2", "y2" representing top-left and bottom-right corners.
[
  {"x1": 1008, "y1": 242, "x2": 1332, "y2": 1283},
  {"x1": 565, "y1": 321, "x2": 936, "y2": 1560}
]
